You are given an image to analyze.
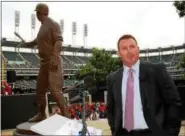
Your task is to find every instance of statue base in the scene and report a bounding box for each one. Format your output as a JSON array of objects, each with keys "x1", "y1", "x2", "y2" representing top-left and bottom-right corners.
[{"x1": 13, "y1": 122, "x2": 41, "y2": 136}]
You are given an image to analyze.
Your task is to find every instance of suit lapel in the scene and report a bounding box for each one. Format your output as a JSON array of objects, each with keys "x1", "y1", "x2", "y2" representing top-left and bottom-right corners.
[
  {"x1": 115, "y1": 67, "x2": 123, "y2": 108},
  {"x1": 115, "y1": 63, "x2": 151, "y2": 110},
  {"x1": 139, "y1": 63, "x2": 149, "y2": 109},
  {"x1": 116, "y1": 64, "x2": 150, "y2": 112},
  {"x1": 113, "y1": 67, "x2": 123, "y2": 129},
  {"x1": 139, "y1": 62, "x2": 155, "y2": 110},
  {"x1": 139, "y1": 62, "x2": 154, "y2": 130}
]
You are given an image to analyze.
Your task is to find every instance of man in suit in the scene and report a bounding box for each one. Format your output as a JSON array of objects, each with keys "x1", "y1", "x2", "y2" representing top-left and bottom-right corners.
[{"x1": 107, "y1": 34, "x2": 182, "y2": 136}]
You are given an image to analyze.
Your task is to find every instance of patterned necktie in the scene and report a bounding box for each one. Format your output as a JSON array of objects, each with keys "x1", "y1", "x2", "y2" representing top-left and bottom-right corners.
[{"x1": 124, "y1": 68, "x2": 134, "y2": 132}]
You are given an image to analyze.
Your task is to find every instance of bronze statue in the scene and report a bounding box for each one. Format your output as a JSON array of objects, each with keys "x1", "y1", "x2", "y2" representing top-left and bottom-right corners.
[{"x1": 25, "y1": 3, "x2": 69, "y2": 122}]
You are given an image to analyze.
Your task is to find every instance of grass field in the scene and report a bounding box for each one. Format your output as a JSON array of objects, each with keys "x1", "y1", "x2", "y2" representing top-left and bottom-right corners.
[{"x1": 1, "y1": 120, "x2": 185, "y2": 136}]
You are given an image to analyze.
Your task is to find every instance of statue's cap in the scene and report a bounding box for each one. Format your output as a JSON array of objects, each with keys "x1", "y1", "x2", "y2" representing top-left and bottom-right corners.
[{"x1": 35, "y1": 3, "x2": 49, "y2": 15}]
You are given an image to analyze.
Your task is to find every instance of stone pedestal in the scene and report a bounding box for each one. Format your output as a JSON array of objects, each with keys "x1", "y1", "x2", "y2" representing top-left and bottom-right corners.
[{"x1": 13, "y1": 122, "x2": 40, "y2": 136}]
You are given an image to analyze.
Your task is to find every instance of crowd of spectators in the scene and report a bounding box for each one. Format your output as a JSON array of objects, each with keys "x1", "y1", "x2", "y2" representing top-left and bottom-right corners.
[
  {"x1": 1, "y1": 81, "x2": 12, "y2": 95},
  {"x1": 51, "y1": 102, "x2": 107, "y2": 120}
]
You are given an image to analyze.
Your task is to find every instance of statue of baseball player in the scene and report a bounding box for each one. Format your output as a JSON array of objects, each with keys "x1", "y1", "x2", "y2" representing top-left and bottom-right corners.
[{"x1": 25, "y1": 3, "x2": 69, "y2": 122}]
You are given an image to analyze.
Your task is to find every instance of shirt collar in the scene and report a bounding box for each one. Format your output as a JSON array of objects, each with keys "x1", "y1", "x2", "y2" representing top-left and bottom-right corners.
[{"x1": 123, "y1": 59, "x2": 140, "y2": 73}]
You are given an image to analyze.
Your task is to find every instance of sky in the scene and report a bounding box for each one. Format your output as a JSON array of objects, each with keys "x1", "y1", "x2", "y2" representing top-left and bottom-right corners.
[{"x1": 1, "y1": 1, "x2": 185, "y2": 50}]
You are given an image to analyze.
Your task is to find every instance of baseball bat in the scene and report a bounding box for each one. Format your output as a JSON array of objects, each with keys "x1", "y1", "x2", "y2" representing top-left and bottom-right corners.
[{"x1": 14, "y1": 32, "x2": 26, "y2": 43}]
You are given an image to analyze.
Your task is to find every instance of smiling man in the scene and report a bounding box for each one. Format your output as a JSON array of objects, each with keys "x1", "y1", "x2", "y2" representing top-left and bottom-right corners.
[{"x1": 106, "y1": 34, "x2": 182, "y2": 136}]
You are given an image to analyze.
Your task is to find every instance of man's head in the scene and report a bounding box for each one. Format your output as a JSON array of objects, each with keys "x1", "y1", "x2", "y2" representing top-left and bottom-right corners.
[
  {"x1": 117, "y1": 34, "x2": 140, "y2": 67},
  {"x1": 35, "y1": 3, "x2": 49, "y2": 22}
]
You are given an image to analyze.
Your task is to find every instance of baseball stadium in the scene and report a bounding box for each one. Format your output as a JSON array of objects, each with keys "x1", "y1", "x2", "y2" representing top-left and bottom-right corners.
[
  {"x1": 1, "y1": 1, "x2": 185, "y2": 136},
  {"x1": 1, "y1": 38, "x2": 185, "y2": 135}
]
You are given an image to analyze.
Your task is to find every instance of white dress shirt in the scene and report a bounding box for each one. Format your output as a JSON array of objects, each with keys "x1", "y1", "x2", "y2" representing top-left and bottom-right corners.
[{"x1": 122, "y1": 60, "x2": 148, "y2": 130}]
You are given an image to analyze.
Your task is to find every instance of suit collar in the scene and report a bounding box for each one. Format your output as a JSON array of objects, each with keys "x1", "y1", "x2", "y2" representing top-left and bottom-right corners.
[
  {"x1": 116, "y1": 61, "x2": 151, "y2": 108},
  {"x1": 139, "y1": 62, "x2": 150, "y2": 81},
  {"x1": 123, "y1": 60, "x2": 140, "y2": 73},
  {"x1": 117, "y1": 61, "x2": 149, "y2": 81}
]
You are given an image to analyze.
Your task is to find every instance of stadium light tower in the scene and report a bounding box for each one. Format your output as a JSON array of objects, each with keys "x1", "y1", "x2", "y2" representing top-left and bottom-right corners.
[
  {"x1": 83, "y1": 24, "x2": 88, "y2": 48},
  {"x1": 158, "y1": 47, "x2": 162, "y2": 62},
  {"x1": 60, "y1": 19, "x2": 64, "y2": 59},
  {"x1": 60, "y1": 19, "x2": 64, "y2": 36},
  {"x1": 14, "y1": 10, "x2": 20, "y2": 41},
  {"x1": 72, "y1": 22, "x2": 77, "y2": 46},
  {"x1": 31, "y1": 14, "x2": 36, "y2": 39},
  {"x1": 31, "y1": 13, "x2": 37, "y2": 55}
]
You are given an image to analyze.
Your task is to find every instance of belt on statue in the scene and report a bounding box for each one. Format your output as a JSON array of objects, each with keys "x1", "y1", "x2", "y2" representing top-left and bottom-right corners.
[{"x1": 40, "y1": 58, "x2": 50, "y2": 65}]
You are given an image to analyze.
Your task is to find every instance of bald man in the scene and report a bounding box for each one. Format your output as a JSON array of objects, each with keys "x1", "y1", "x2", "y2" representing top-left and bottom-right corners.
[{"x1": 25, "y1": 3, "x2": 69, "y2": 122}]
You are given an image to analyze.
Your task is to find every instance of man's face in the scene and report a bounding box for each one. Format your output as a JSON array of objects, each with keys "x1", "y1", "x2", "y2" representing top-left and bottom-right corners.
[{"x1": 118, "y1": 38, "x2": 139, "y2": 67}]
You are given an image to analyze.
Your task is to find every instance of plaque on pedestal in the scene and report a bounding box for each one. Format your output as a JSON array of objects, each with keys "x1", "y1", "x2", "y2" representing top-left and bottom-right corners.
[
  {"x1": 30, "y1": 114, "x2": 71, "y2": 135},
  {"x1": 29, "y1": 114, "x2": 103, "y2": 135}
]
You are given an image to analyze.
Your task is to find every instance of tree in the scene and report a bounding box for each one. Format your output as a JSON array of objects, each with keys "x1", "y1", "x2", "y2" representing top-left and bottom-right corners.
[
  {"x1": 173, "y1": 1, "x2": 185, "y2": 17},
  {"x1": 75, "y1": 48, "x2": 122, "y2": 82},
  {"x1": 173, "y1": 1, "x2": 185, "y2": 70},
  {"x1": 178, "y1": 54, "x2": 185, "y2": 68}
]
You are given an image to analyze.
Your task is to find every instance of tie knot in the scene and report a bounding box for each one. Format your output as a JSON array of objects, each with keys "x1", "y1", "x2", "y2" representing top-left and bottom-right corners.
[
  {"x1": 129, "y1": 68, "x2": 134, "y2": 73},
  {"x1": 128, "y1": 68, "x2": 134, "y2": 77}
]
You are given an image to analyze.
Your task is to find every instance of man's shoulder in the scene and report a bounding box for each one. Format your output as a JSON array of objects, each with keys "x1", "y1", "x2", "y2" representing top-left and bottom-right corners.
[
  {"x1": 107, "y1": 67, "x2": 122, "y2": 79},
  {"x1": 140, "y1": 61, "x2": 166, "y2": 70},
  {"x1": 47, "y1": 17, "x2": 60, "y2": 28}
]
